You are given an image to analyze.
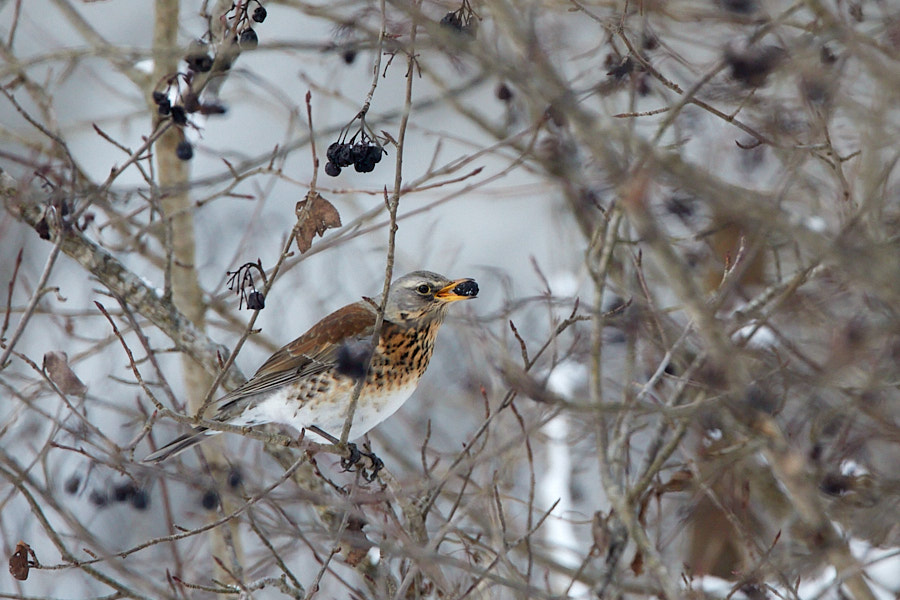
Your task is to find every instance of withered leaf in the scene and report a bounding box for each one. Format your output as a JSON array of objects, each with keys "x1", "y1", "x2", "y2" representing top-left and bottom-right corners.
[
  {"x1": 43, "y1": 351, "x2": 87, "y2": 396},
  {"x1": 629, "y1": 549, "x2": 644, "y2": 576},
  {"x1": 657, "y1": 469, "x2": 693, "y2": 495},
  {"x1": 295, "y1": 191, "x2": 341, "y2": 253},
  {"x1": 339, "y1": 514, "x2": 372, "y2": 567},
  {"x1": 591, "y1": 512, "x2": 610, "y2": 556},
  {"x1": 44, "y1": 351, "x2": 87, "y2": 396},
  {"x1": 9, "y1": 541, "x2": 36, "y2": 581}
]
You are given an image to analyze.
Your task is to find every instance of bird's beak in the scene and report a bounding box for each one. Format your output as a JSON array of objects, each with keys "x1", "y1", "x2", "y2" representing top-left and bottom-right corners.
[{"x1": 435, "y1": 278, "x2": 478, "y2": 302}]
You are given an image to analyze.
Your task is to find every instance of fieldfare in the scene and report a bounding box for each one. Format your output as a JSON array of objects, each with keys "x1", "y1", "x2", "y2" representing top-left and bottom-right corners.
[{"x1": 144, "y1": 271, "x2": 478, "y2": 464}]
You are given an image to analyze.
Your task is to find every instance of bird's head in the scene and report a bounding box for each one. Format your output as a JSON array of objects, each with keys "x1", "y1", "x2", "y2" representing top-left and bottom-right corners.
[{"x1": 380, "y1": 270, "x2": 478, "y2": 325}]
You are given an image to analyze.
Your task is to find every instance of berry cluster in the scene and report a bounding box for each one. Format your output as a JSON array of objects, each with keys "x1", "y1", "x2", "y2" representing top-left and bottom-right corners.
[
  {"x1": 440, "y1": 0, "x2": 479, "y2": 37},
  {"x1": 152, "y1": 90, "x2": 197, "y2": 160},
  {"x1": 148, "y1": 2, "x2": 266, "y2": 162},
  {"x1": 226, "y1": 260, "x2": 267, "y2": 310},
  {"x1": 185, "y1": 39, "x2": 214, "y2": 73},
  {"x1": 325, "y1": 139, "x2": 384, "y2": 176},
  {"x1": 230, "y1": 0, "x2": 265, "y2": 49},
  {"x1": 64, "y1": 474, "x2": 149, "y2": 511}
]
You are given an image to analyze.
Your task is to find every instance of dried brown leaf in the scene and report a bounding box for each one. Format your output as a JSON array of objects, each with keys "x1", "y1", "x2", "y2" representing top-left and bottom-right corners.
[
  {"x1": 295, "y1": 191, "x2": 342, "y2": 253},
  {"x1": 9, "y1": 541, "x2": 36, "y2": 581},
  {"x1": 43, "y1": 351, "x2": 87, "y2": 396},
  {"x1": 629, "y1": 549, "x2": 644, "y2": 576},
  {"x1": 657, "y1": 468, "x2": 694, "y2": 495},
  {"x1": 340, "y1": 515, "x2": 372, "y2": 567},
  {"x1": 591, "y1": 512, "x2": 609, "y2": 555}
]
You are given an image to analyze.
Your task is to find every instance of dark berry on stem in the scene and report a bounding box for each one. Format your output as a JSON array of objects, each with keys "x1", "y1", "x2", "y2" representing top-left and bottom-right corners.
[
  {"x1": 152, "y1": 91, "x2": 166, "y2": 104},
  {"x1": 89, "y1": 489, "x2": 108, "y2": 508},
  {"x1": 170, "y1": 105, "x2": 187, "y2": 125},
  {"x1": 326, "y1": 142, "x2": 340, "y2": 163},
  {"x1": 64, "y1": 475, "x2": 81, "y2": 495},
  {"x1": 324, "y1": 162, "x2": 341, "y2": 177},
  {"x1": 131, "y1": 489, "x2": 150, "y2": 510},
  {"x1": 247, "y1": 290, "x2": 265, "y2": 310},
  {"x1": 201, "y1": 489, "x2": 220, "y2": 510},
  {"x1": 187, "y1": 54, "x2": 213, "y2": 73},
  {"x1": 112, "y1": 483, "x2": 137, "y2": 502},
  {"x1": 607, "y1": 57, "x2": 634, "y2": 80},
  {"x1": 157, "y1": 99, "x2": 171, "y2": 116},
  {"x1": 351, "y1": 143, "x2": 368, "y2": 163},
  {"x1": 440, "y1": 12, "x2": 463, "y2": 31},
  {"x1": 354, "y1": 159, "x2": 374, "y2": 173},
  {"x1": 228, "y1": 468, "x2": 242, "y2": 488},
  {"x1": 176, "y1": 140, "x2": 193, "y2": 160},
  {"x1": 253, "y1": 6, "x2": 267, "y2": 22},
  {"x1": 240, "y1": 28, "x2": 259, "y2": 49},
  {"x1": 336, "y1": 144, "x2": 353, "y2": 167}
]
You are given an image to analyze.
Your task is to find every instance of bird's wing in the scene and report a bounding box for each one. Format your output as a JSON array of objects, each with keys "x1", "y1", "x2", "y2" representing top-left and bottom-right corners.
[{"x1": 214, "y1": 301, "x2": 376, "y2": 413}]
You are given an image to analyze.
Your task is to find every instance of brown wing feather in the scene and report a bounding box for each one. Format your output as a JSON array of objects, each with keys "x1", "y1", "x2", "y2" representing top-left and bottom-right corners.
[{"x1": 215, "y1": 301, "x2": 376, "y2": 414}]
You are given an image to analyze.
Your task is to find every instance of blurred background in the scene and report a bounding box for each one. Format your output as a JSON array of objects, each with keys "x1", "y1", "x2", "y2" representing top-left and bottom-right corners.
[{"x1": 2, "y1": 0, "x2": 899, "y2": 598}]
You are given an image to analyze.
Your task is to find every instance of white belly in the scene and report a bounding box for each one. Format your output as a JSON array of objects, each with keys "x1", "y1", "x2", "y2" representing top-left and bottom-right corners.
[{"x1": 229, "y1": 381, "x2": 418, "y2": 441}]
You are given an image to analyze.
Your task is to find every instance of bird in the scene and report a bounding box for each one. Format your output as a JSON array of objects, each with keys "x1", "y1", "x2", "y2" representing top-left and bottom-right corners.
[{"x1": 143, "y1": 271, "x2": 478, "y2": 464}]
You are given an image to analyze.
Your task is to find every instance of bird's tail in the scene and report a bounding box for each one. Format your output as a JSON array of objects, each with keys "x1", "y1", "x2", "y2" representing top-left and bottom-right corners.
[{"x1": 142, "y1": 427, "x2": 214, "y2": 463}]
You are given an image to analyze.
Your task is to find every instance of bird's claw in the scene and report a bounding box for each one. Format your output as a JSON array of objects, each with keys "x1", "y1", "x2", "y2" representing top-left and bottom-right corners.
[
  {"x1": 340, "y1": 443, "x2": 383, "y2": 481},
  {"x1": 340, "y1": 443, "x2": 361, "y2": 470}
]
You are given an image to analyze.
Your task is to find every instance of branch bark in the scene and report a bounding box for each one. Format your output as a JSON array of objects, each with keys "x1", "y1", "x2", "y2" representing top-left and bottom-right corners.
[{"x1": 2, "y1": 170, "x2": 244, "y2": 390}]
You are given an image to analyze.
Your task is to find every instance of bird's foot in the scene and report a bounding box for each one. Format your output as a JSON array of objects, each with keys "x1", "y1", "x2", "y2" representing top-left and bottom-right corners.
[{"x1": 340, "y1": 443, "x2": 383, "y2": 482}]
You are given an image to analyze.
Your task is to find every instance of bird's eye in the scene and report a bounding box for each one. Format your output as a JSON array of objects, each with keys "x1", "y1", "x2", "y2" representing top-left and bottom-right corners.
[{"x1": 416, "y1": 284, "x2": 431, "y2": 295}]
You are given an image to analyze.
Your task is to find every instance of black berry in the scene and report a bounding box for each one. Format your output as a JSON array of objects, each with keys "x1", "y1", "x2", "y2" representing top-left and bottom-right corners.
[
  {"x1": 131, "y1": 489, "x2": 150, "y2": 510},
  {"x1": 89, "y1": 489, "x2": 108, "y2": 508},
  {"x1": 152, "y1": 91, "x2": 166, "y2": 104},
  {"x1": 170, "y1": 105, "x2": 187, "y2": 125},
  {"x1": 335, "y1": 144, "x2": 353, "y2": 166},
  {"x1": 354, "y1": 159, "x2": 374, "y2": 173},
  {"x1": 187, "y1": 54, "x2": 213, "y2": 73},
  {"x1": 324, "y1": 162, "x2": 341, "y2": 177},
  {"x1": 176, "y1": 140, "x2": 193, "y2": 160},
  {"x1": 35, "y1": 217, "x2": 50, "y2": 239},
  {"x1": 351, "y1": 143, "x2": 368, "y2": 163},
  {"x1": 246, "y1": 290, "x2": 265, "y2": 310},
  {"x1": 157, "y1": 99, "x2": 171, "y2": 116},
  {"x1": 239, "y1": 28, "x2": 259, "y2": 49},
  {"x1": 326, "y1": 142, "x2": 341, "y2": 163},
  {"x1": 228, "y1": 468, "x2": 242, "y2": 488},
  {"x1": 606, "y1": 57, "x2": 634, "y2": 80},
  {"x1": 440, "y1": 12, "x2": 463, "y2": 31},
  {"x1": 452, "y1": 280, "x2": 479, "y2": 297},
  {"x1": 112, "y1": 482, "x2": 137, "y2": 502},
  {"x1": 201, "y1": 489, "x2": 220, "y2": 510},
  {"x1": 252, "y1": 6, "x2": 267, "y2": 22},
  {"x1": 64, "y1": 475, "x2": 81, "y2": 495}
]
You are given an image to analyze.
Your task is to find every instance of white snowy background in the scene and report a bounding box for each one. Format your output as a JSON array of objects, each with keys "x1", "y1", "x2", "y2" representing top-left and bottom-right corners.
[{"x1": 1, "y1": 0, "x2": 899, "y2": 598}]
